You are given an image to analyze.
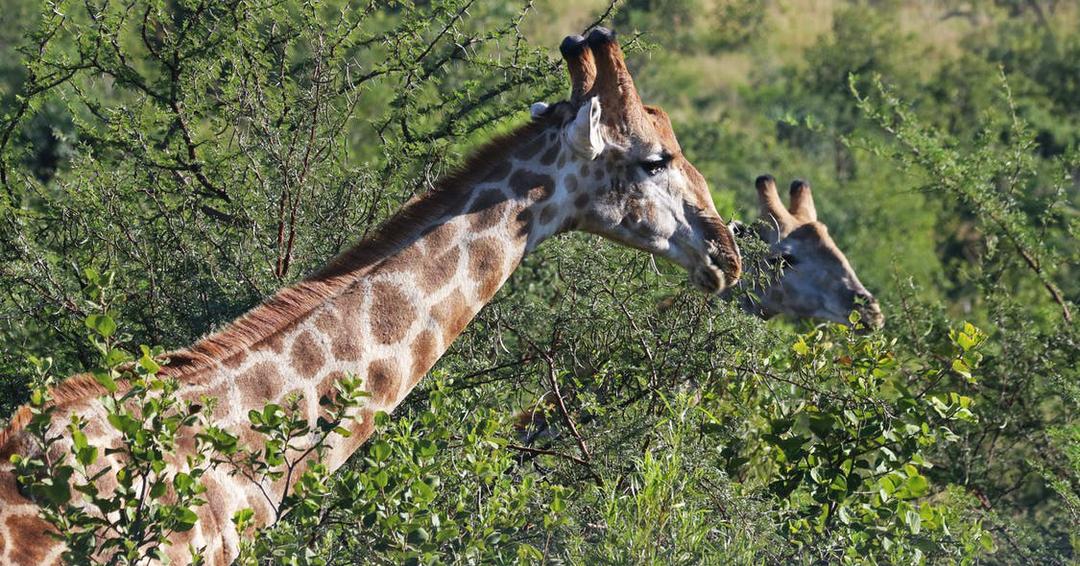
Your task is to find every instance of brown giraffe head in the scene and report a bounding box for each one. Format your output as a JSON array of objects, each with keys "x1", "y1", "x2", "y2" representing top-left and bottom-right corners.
[
  {"x1": 735, "y1": 175, "x2": 883, "y2": 328},
  {"x1": 531, "y1": 28, "x2": 741, "y2": 293}
]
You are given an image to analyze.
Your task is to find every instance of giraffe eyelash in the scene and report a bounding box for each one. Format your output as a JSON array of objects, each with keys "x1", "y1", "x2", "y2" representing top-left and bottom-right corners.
[{"x1": 640, "y1": 154, "x2": 671, "y2": 176}]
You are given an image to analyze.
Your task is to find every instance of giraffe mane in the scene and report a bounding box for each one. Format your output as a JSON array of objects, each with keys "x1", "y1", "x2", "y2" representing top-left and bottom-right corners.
[{"x1": 0, "y1": 110, "x2": 564, "y2": 451}]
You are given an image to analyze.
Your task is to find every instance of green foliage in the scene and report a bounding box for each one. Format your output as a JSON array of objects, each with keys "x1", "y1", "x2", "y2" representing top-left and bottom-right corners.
[
  {"x1": 237, "y1": 374, "x2": 561, "y2": 565},
  {"x1": 12, "y1": 272, "x2": 366, "y2": 564},
  {"x1": 745, "y1": 321, "x2": 989, "y2": 563},
  {"x1": 851, "y1": 72, "x2": 1076, "y2": 322},
  {"x1": 12, "y1": 271, "x2": 211, "y2": 564}
]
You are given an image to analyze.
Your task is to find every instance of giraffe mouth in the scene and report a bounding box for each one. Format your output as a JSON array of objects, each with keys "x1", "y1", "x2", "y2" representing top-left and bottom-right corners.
[
  {"x1": 855, "y1": 302, "x2": 886, "y2": 330},
  {"x1": 691, "y1": 252, "x2": 735, "y2": 294},
  {"x1": 669, "y1": 223, "x2": 740, "y2": 294},
  {"x1": 695, "y1": 239, "x2": 740, "y2": 294}
]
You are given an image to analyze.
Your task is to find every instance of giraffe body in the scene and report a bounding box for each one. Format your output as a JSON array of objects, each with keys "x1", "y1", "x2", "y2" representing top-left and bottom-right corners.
[{"x1": 0, "y1": 29, "x2": 741, "y2": 565}]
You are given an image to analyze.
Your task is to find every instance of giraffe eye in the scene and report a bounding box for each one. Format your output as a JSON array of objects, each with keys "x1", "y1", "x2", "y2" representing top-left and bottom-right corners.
[
  {"x1": 640, "y1": 155, "x2": 670, "y2": 176},
  {"x1": 766, "y1": 253, "x2": 799, "y2": 269}
]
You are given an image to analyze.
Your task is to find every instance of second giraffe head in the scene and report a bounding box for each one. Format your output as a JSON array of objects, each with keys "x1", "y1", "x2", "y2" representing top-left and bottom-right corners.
[{"x1": 735, "y1": 175, "x2": 884, "y2": 329}]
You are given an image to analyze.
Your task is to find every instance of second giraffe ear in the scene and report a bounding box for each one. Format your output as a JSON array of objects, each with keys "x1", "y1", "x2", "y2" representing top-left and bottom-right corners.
[{"x1": 566, "y1": 96, "x2": 605, "y2": 160}]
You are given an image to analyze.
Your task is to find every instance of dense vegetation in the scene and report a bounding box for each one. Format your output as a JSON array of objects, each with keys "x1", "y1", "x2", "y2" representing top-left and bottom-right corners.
[{"x1": 1, "y1": 0, "x2": 1077, "y2": 563}]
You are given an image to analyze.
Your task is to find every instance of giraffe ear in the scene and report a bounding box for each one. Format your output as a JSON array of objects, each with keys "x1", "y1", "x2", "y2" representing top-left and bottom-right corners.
[{"x1": 566, "y1": 96, "x2": 604, "y2": 160}]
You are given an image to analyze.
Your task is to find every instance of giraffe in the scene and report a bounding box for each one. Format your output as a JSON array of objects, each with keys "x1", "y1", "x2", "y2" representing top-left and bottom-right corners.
[
  {"x1": 514, "y1": 175, "x2": 884, "y2": 444},
  {"x1": 730, "y1": 175, "x2": 883, "y2": 328},
  {"x1": 0, "y1": 28, "x2": 740, "y2": 565}
]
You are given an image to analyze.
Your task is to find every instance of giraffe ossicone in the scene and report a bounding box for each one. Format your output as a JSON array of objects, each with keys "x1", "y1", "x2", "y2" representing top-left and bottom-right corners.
[{"x1": 0, "y1": 27, "x2": 739, "y2": 565}]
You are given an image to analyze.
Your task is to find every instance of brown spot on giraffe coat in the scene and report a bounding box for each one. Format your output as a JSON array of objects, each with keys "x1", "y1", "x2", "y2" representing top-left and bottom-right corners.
[
  {"x1": 291, "y1": 331, "x2": 325, "y2": 379},
  {"x1": 468, "y1": 237, "x2": 506, "y2": 300},
  {"x1": 222, "y1": 351, "x2": 246, "y2": 369},
  {"x1": 514, "y1": 208, "x2": 534, "y2": 238},
  {"x1": 539, "y1": 204, "x2": 558, "y2": 225},
  {"x1": 410, "y1": 330, "x2": 439, "y2": 385},
  {"x1": 379, "y1": 243, "x2": 423, "y2": 274},
  {"x1": 430, "y1": 290, "x2": 472, "y2": 345},
  {"x1": 369, "y1": 282, "x2": 415, "y2": 345},
  {"x1": 236, "y1": 362, "x2": 283, "y2": 405},
  {"x1": 468, "y1": 189, "x2": 507, "y2": 231},
  {"x1": 254, "y1": 331, "x2": 285, "y2": 354},
  {"x1": 481, "y1": 161, "x2": 511, "y2": 183},
  {"x1": 6, "y1": 514, "x2": 52, "y2": 564},
  {"x1": 421, "y1": 221, "x2": 460, "y2": 254},
  {"x1": 318, "y1": 370, "x2": 347, "y2": 399},
  {"x1": 540, "y1": 145, "x2": 560, "y2": 165},
  {"x1": 509, "y1": 170, "x2": 554, "y2": 202},
  {"x1": 419, "y1": 247, "x2": 460, "y2": 292},
  {"x1": 513, "y1": 135, "x2": 546, "y2": 160},
  {"x1": 315, "y1": 309, "x2": 363, "y2": 362},
  {"x1": 366, "y1": 359, "x2": 402, "y2": 406}
]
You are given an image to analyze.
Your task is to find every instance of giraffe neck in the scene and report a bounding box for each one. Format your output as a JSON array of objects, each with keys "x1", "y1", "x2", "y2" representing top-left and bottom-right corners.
[
  {"x1": 0, "y1": 122, "x2": 582, "y2": 565},
  {"x1": 179, "y1": 131, "x2": 577, "y2": 560}
]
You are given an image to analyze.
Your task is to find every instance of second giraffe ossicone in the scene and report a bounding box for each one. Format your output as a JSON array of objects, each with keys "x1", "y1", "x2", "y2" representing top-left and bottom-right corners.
[{"x1": 0, "y1": 28, "x2": 741, "y2": 565}]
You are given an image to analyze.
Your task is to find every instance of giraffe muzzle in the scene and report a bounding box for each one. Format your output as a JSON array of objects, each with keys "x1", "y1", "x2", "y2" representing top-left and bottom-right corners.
[
  {"x1": 691, "y1": 244, "x2": 741, "y2": 294},
  {"x1": 691, "y1": 262, "x2": 728, "y2": 294}
]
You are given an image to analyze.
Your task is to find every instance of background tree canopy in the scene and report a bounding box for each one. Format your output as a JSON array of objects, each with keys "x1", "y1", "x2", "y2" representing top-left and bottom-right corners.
[{"x1": 1, "y1": 0, "x2": 1077, "y2": 563}]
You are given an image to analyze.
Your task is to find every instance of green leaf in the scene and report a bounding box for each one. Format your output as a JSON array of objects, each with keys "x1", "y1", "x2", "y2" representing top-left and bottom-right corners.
[
  {"x1": 370, "y1": 441, "x2": 392, "y2": 463},
  {"x1": 770, "y1": 418, "x2": 793, "y2": 434},
  {"x1": 838, "y1": 505, "x2": 852, "y2": 525},
  {"x1": 808, "y1": 414, "x2": 835, "y2": 438},
  {"x1": 233, "y1": 508, "x2": 255, "y2": 528},
  {"x1": 951, "y1": 358, "x2": 971, "y2": 380},
  {"x1": 333, "y1": 426, "x2": 352, "y2": 437},
  {"x1": 72, "y1": 428, "x2": 88, "y2": 450},
  {"x1": 172, "y1": 507, "x2": 199, "y2": 532},
  {"x1": 407, "y1": 527, "x2": 430, "y2": 545},
  {"x1": 957, "y1": 330, "x2": 976, "y2": 351},
  {"x1": 86, "y1": 314, "x2": 117, "y2": 338},
  {"x1": 138, "y1": 346, "x2": 161, "y2": 374},
  {"x1": 174, "y1": 472, "x2": 195, "y2": 493},
  {"x1": 904, "y1": 474, "x2": 929, "y2": 497},
  {"x1": 905, "y1": 509, "x2": 922, "y2": 534},
  {"x1": 104, "y1": 348, "x2": 132, "y2": 367},
  {"x1": 76, "y1": 445, "x2": 98, "y2": 467},
  {"x1": 93, "y1": 370, "x2": 118, "y2": 394},
  {"x1": 411, "y1": 479, "x2": 435, "y2": 503}
]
